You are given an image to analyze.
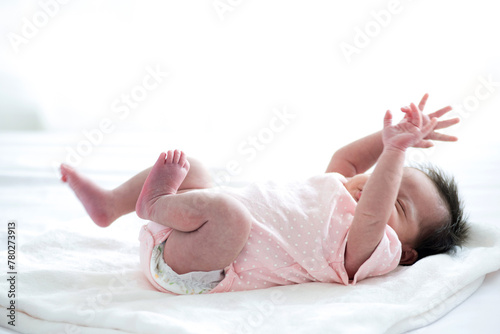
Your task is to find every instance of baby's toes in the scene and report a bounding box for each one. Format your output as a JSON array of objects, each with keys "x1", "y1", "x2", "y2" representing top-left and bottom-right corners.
[
  {"x1": 179, "y1": 152, "x2": 190, "y2": 170},
  {"x1": 153, "y1": 152, "x2": 167, "y2": 168},
  {"x1": 173, "y1": 149, "x2": 181, "y2": 164},
  {"x1": 183, "y1": 159, "x2": 190, "y2": 172},
  {"x1": 165, "y1": 150, "x2": 174, "y2": 164}
]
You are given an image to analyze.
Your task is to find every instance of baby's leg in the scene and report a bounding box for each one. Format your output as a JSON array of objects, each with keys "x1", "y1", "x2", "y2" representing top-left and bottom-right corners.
[
  {"x1": 60, "y1": 153, "x2": 213, "y2": 227},
  {"x1": 136, "y1": 151, "x2": 252, "y2": 273}
]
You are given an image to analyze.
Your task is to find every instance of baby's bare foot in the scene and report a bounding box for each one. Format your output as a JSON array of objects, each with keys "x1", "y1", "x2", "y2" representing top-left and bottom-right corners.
[
  {"x1": 60, "y1": 164, "x2": 117, "y2": 227},
  {"x1": 136, "y1": 150, "x2": 190, "y2": 219}
]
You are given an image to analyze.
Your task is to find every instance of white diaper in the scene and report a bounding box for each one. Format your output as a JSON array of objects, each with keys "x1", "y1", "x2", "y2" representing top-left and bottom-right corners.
[{"x1": 150, "y1": 241, "x2": 224, "y2": 294}]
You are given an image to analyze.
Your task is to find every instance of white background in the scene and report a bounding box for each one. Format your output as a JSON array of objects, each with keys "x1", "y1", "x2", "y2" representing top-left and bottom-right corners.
[{"x1": 1, "y1": 0, "x2": 500, "y2": 181}]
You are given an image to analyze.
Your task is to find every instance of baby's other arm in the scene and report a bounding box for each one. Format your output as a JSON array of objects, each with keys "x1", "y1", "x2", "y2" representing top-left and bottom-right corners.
[
  {"x1": 326, "y1": 94, "x2": 458, "y2": 177},
  {"x1": 325, "y1": 130, "x2": 384, "y2": 178},
  {"x1": 344, "y1": 104, "x2": 437, "y2": 279}
]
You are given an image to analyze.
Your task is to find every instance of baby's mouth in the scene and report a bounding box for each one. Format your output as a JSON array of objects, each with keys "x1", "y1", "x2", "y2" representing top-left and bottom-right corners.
[{"x1": 357, "y1": 191, "x2": 362, "y2": 201}]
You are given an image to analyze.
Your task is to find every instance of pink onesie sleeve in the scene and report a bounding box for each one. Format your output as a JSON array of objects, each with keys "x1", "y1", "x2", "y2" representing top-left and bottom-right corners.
[{"x1": 342, "y1": 225, "x2": 402, "y2": 285}]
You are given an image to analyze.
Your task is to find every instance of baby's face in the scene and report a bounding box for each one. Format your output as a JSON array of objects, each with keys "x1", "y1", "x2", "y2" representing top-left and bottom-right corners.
[{"x1": 344, "y1": 168, "x2": 447, "y2": 250}]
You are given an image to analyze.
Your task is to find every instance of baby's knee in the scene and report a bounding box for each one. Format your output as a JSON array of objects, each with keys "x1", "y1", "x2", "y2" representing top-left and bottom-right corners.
[
  {"x1": 212, "y1": 194, "x2": 252, "y2": 233},
  {"x1": 185, "y1": 191, "x2": 252, "y2": 232}
]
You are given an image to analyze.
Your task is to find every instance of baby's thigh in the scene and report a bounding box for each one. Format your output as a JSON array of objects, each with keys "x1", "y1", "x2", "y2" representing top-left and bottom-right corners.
[{"x1": 163, "y1": 193, "x2": 252, "y2": 275}]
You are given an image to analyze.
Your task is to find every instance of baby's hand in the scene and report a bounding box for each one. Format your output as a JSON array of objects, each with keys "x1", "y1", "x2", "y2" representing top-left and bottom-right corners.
[
  {"x1": 382, "y1": 103, "x2": 438, "y2": 152},
  {"x1": 400, "y1": 93, "x2": 459, "y2": 147}
]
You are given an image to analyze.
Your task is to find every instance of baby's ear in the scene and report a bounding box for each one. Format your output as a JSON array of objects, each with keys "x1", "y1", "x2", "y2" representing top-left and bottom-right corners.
[{"x1": 399, "y1": 247, "x2": 418, "y2": 265}]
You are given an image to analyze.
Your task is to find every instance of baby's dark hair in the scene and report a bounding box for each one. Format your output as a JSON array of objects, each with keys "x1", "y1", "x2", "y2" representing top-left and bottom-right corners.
[{"x1": 411, "y1": 164, "x2": 469, "y2": 261}]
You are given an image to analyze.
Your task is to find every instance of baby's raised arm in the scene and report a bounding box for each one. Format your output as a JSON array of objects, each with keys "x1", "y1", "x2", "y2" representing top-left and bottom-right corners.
[
  {"x1": 326, "y1": 94, "x2": 458, "y2": 177},
  {"x1": 344, "y1": 104, "x2": 438, "y2": 279}
]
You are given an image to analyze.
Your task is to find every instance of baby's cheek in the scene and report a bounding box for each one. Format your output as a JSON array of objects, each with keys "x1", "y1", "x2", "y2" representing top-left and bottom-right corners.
[{"x1": 386, "y1": 207, "x2": 399, "y2": 231}]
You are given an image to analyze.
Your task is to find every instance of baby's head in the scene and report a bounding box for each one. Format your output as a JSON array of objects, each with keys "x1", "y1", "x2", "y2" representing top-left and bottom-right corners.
[
  {"x1": 345, "y1": 164, "x2": 469, "y2": 265},
  {"x1": 406, "y1": 165, "x2": 469, "y2": 263}
]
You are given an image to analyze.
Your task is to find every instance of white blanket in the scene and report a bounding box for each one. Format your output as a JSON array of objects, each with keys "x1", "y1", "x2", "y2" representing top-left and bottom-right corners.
[
  {"x1": 1, "y1": 132, "x2": 500, "y2": 333},
  {"x1": 1, "y1": 214, "x2": 500, "y2": 334}
]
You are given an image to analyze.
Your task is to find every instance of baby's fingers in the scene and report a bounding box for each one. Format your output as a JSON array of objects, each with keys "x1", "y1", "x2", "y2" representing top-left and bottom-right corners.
[
  {"x1": 428, "y1": 106, "x2": 453, "y2": 119},
  {"x1": 400, "y1": 106, "x2": 411, "y2": 119},
  {"x1": 435, "y1": 117, "x2": 460, "y2": 130},
  {"x1": 409, "y1": 103, "x2": 423, "y2": 128},
  {"x1": 418, "y1": 93, "x2": 429, "y2": 112},
  {"x1": 414, "y1": 140, "x2": 434, "y2": 149},
  {"x1": 421, "y1": 117, "x2": 438, "y2": 137},
  {"x1": 427, "y1": 131, "x2": 458, "y2": 142},
  {"x1": 384, "y1": 110, "x2": 393, "y2": 128}
]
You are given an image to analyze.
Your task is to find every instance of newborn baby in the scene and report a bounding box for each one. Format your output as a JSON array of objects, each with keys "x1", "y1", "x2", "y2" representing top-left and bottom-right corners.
[{"x1": 61, "y1": 94, "x2": 469, "y2": 294}]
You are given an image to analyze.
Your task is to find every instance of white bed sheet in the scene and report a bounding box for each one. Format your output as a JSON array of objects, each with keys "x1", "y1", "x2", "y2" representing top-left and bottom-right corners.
[{"x1": 0, "y1": 132, "x2": 499, "y2": 334}]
